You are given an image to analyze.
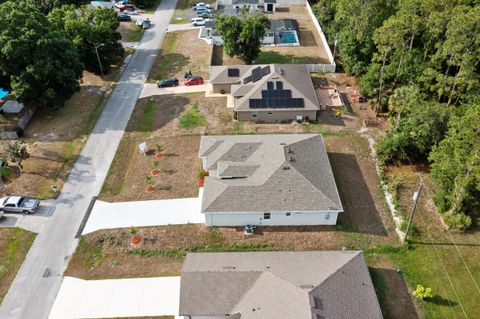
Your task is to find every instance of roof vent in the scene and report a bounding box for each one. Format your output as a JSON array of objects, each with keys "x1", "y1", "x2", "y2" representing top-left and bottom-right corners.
[
  {"x1": 286, "y1": 147, "x2": 293, "y2": 154},
  {"x1": 288, "y1": 156, "x2": 295, "y2": 162},
  {"x1": 280, "y1": 68, "x2": 285, "y2": 75},
  {"x1": 282, "y1": 165, "x2": 290, "y2": 170}
]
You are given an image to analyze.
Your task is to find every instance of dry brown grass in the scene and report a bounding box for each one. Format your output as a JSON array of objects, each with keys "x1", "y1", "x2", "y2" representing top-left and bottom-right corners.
[
  {"x1": 0, "y1": 72, "x2": 114, "y2": 199},
  {"x1": 148, "y1": 30, "x2": 211, "y2": 82}
]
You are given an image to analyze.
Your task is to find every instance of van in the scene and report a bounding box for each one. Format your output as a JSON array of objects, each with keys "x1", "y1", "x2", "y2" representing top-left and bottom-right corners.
[{"x1": 191, "y1": 17, "x2": 205, "y2": 26}]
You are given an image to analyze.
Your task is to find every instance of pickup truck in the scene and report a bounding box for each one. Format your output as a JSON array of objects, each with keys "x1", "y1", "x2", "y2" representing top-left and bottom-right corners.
[{"x1": 0, "y1": 196, "x2": 40, "y2": 214}]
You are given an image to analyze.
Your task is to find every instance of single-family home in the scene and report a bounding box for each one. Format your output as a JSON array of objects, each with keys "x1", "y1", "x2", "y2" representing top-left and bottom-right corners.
[
  {"x1": 210, "y1": 64, "x2": 319, "y2": 122},
  {"x1": 199, "y1": 134, "x2": 342, "y2": 226},
  {"x1": 179, "y1": 251, "x2": 384, "y2": 319}
]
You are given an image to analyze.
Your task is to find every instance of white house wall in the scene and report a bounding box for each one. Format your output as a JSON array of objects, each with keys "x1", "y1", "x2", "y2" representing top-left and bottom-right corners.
[{"x1": 205, "y1": 211, "x2": 339, "y2": 226}]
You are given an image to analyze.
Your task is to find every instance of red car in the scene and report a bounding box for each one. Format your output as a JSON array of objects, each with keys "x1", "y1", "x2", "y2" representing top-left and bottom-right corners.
[{"x1": 184, "y1": 76, "x2": 204, "y2": 86}]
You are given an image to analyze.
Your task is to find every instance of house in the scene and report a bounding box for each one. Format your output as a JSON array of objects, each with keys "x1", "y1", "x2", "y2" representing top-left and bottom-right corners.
[
  {"x1": 218, "y1": 0, "x2": 276, "y2": 12},
  {"x1": 210, "y1": 64, "x2": 319, "y2": 122},
  {"x1": 199, "y1": 134, "x2": 342, "y2": 226},
  {"x1": 200, "y1": 18, "x2": 298, "y2": 46},
  {"x1": 179, "y1": 251, "x2": 384, "y2": 319}
]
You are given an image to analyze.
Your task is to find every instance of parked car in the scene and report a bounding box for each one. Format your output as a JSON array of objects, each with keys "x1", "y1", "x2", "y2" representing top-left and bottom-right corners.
[
  {"x1": 157, "y1": 78, "x2": 179, "y2": 87},
  {"x1": 184, "y1": 76, "x2": 204, "y2": 86},
  {"x1": 193, "y1": 3, "x2": 211, "y2": 10},
  {"x1": 197, "y1": 12, "x2": 212, "y2": 18},
  {"x1": 191, "y1": 17, "x2": 206, "y2": 26},
  {"x1": 118, "y1": 14, "x2": 132, "y2": 22},
  {"x1": 358, "y1": 95, "x2": 368, "y2": 103},
  {"x1": 0, "y1": 196, "x2": 40, "y2": 214},
  {"x1": 196, "y1": 8, "x2": 211, "y2": 14},
  {"x1": 124, "y1": 9, "x2": 138, "y2": 15},
  {"x1": 136, "y1": 18, "x2": 151, "y2": 29}
]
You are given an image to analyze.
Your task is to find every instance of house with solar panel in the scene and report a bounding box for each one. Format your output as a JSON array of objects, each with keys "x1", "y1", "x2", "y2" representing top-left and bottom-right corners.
[
  {"x1": 198, "y1": 134, "x2": 343, "y2": 226},
  {"x1": 210, "y1": 64, "x2": 319, "y2": 123}
]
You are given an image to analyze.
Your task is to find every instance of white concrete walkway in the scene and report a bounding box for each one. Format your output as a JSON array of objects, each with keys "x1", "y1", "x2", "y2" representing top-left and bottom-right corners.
[
  {"x1": 167, "y1": 23, "x2": 200, "y2": 32},
  {"x1": 49, "y1": 276, "x2": 180, "y2": 319},
  {"x1": 139, "y1": 82, "x2": 210, "y2": 98},
  {"x1": 82, "y1": 189, "x2": 204, "y2": 234}
]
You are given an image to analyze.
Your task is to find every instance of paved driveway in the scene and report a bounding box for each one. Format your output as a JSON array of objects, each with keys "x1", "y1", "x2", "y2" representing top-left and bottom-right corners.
[
  {"x1": 139, "y1": 82, "x2": 210, "y2": 98},
  {"x1": 82, "y1": 189, "x2": 205, "y2": 234},
  {"x1": 49, "y1": 276, "x2": 180, "y2": 319},
  {"x1": 0, "y1": 200, "x2": 56, "y2": 233},
  {"x1": 167, "y1": 23, "x2": 199, "y2": 32},
  {"x1": 0, "y1": 1, "x2": 179, "y2": 318}
]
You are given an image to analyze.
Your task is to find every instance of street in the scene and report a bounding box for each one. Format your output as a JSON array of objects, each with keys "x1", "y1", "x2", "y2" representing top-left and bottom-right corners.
[{"x1": 0, "y1": 0, "x2": 179, "y2": 318}]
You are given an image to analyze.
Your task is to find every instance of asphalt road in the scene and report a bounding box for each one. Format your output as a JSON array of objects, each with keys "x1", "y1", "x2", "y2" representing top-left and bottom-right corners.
[{"x1": 0, "y1": 1, "x2": 178, "y2": 318}]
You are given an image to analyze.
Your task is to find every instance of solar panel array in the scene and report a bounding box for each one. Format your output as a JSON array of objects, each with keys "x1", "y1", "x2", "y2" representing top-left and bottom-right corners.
[
  {"x1": 249, "y1": 80, "x2": 304, "y2": 109},
  {"x1": 244, "y1": 66, "x2": 271, "y2": 84},
  {"x1": 227, "y1": 68, "x2": 240, "y2": 77}
]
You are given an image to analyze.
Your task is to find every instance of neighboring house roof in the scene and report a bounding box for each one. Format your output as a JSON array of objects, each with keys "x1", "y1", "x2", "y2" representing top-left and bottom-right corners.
[
  {"x1": 232, "y1": 0, "x2": 259, "y2": 4},
  {"x1": 211, "y1": 64, "x2": 319, "y2": 112},
  {"x1": 266, "y1": 19, "x2": 299, "y2": 34},
  {"x1": 0, "y1": 100, "x2": 24, "y2": 114},
  {"x1": 199, "y1": 134, "x2": 342, "y2": 213},
  {"x1": 179, "y1": 251, "x2": 383, "y2": 319},
  {"x1": 264, "y1": 0, "x2": 277, "y2": 3}
]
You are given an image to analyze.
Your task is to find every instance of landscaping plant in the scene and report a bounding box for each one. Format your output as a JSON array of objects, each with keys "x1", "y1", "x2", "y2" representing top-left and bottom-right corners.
[
  {"x1": 154, "y1": 144, "x2": 164, "y2": 159},
  {"x1": 7, "y1": 141, "x2": 30, "y2": 173},
  {"x1": 412, "y1": 285, "x2": 433, "y2": 301},
  {"x1": 145, "y1": 175, "x2": 154, "y2": 193},
  {"x1": 151, "y1": 160, "x2": 160, "y2": 176}
]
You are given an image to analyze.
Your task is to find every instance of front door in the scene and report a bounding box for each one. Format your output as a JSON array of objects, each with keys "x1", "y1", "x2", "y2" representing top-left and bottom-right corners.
[{"x1": 267, "y1": 3, "x2": 273, "y2": 12}]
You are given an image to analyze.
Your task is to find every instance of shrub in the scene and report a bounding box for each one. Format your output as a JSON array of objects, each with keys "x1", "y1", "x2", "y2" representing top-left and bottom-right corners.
[
  {"x1": 433, "y1": 190, "x2": 451, "y2": 213},
  {"x1": 443, "y1": 212, "x2": 472, "y2": 232},
  {"x1": 376, "y1": 131, "x2": 409, "y2": 164},
  {"x1": 412, "y1": 285, "x2": 433, "y2": 300}
]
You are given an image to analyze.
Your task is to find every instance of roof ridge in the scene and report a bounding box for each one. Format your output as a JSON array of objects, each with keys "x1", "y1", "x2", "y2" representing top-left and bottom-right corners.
[{"x1": 230, "y1": 270, "x2": 304, "y2": 313}]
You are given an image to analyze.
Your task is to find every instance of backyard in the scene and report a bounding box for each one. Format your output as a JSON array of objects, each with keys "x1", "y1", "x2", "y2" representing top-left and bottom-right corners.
[
  {"x1": 148, "y1": 30, "x2": 211, "y2": 83},
  {"x1": 0, "y1": 228, "x2": 36, "y2": 303},
  {"x1": 212, "y1": 5, "x2": 331, "y2": 66}
]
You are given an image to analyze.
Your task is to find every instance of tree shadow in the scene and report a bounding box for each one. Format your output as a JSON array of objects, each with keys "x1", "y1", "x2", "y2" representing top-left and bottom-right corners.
[
  {"x1": 317, "y1": 107, "x2": 346, "y2": 126},
  {"x1": 256, "y1": 50, "x2": 321, "y2": 64},
  {"x1": 429, "y1": 294, "x2": 458, "y2": 307},
  {"x1": 328, "y1": 153, "x2": 387, "y2": 236}
]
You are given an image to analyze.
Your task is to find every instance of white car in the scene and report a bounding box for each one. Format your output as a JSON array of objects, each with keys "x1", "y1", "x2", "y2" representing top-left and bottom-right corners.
[
  {"x1": 191, "y1": 17, "x2": 212, "y2": 26},
  {"x1": 124, "y1": 9, "x2": 138, "y2": 15},
  {"x1": 193, "y1": 3, "x2": 211, "y2": 10}
]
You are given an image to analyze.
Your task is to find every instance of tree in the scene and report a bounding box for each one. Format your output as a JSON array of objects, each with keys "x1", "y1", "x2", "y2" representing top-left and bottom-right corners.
[
  {"x1": 0, "y1": 1, "x2": 83, "y2": 109},
  {"x1": 0, "y1": 157, "x2": 12, "y2": 193},
  {"x1": 429, "y1": 102, "x2": 480, "y2": 229},
  {"x1": 7, "y1": 141, "x2": 30, "y2": 172},
  {"x1": 48, "y1": 5, "x2": 123, "y2": 74},
  {"x1": 216, "y1": 9, "x2": 270, "y2": 64},
  {"x1": 412, "y1": 285, "x2": 433, "y2": 300}
]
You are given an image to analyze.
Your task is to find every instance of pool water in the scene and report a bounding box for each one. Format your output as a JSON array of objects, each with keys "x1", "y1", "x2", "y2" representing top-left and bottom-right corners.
[
  {"x1": 0, "y1": 88, "x2": 8, "y2": 100},
  {"x1": 279, "y1": 31, "x2": 298, "y2": 44}
]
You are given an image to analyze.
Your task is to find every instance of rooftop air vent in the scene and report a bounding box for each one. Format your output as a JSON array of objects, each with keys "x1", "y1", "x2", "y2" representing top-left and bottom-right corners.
[
  {"x1": 300, "y1": 284, "x2": 314, "y2": 289},
  {"x1": 288, "y1": 156, "x2": 295, "y2": 162},
  {"x1": 282, "y1": 165, "x2": 290, "y2": 170},
  {"x1": 223, "y1": 266, "x2": 236, "y2": 270}
]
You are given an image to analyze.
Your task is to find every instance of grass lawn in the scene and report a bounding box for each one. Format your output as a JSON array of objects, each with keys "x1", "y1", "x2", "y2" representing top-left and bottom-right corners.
[
  {"x1": 179, "y1": 103, "x2": 205, "y2": 128},
  {"x1": 0, "y1": 228, "x2": 36, "y2": 303},
  {"x1": 148, "y1": 30, "x2": 211, "y2": 82},
  {"x1": 377, "y1": 165, "x2": 480, "y2": 318},
  {"x1": 118, "y1": 22, "x2": 144, "y2": 42}
]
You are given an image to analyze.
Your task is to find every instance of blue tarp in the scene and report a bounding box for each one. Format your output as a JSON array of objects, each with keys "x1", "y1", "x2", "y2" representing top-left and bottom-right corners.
[{"x1": 0, "y1": 88, "x2": 9, "y2": 100}]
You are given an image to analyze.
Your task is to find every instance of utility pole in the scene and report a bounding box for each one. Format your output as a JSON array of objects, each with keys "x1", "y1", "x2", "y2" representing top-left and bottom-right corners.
[
  {"x1": 94, "y1": 43, "x2": 105, "y2": 77},
  {"x1": 404, "y1": 180, "x2": 423, "y2": 242}
]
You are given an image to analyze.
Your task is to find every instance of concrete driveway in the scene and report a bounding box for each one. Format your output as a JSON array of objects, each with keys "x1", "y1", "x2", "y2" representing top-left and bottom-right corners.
[
  {"x1": 167, "y1": 23, "x2": 200, "y2": 32},
  {"x1": 82, "y1": 189, "x2": 204, "y2": 234},
  {"x1": 139, "y1": 82, "x2": 210, "y2": 98},
  {"x1": 49, "y1": 276, "x2": 180, "y2": 319},
  {"x1": 0, "y1": 200, "x2": 56, "y2": 233}
]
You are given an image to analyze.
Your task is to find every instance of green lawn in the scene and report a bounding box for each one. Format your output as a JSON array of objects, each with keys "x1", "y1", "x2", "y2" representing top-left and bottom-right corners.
[
  {"x1": 179, "y1": 103, "x2": 205, "y2": 128},
  {"x1": 0, "y1": 228, "x2": 36, "y2": 303},
  {"x1": 123, "y1": 24, "x2": 144, "y2": 42}
]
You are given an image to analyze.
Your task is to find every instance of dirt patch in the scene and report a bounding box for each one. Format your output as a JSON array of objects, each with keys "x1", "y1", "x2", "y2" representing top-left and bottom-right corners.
[
  {"x1": 0, "y1": 228, "x2": 36, "y2": 303},
  {"x1": 148, "y1": 30, "x2": 211, "y2": 82},
  {"x1": 118, "y1": 22, "x2": 144, "y2": 42},
  {"x1": 1, "y1": 71, "x2": 113, "y2": 199}
]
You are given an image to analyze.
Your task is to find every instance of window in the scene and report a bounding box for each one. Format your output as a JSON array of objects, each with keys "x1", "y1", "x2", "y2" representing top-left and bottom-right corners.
[
  {"x1": 268, "y1": 111, "x2": 273, "y2": 115},
  {"x1": 264, "y1": 213, "x2": 271, "y2": 219},
  {"x1": 286, "y1": 212, "x2": 291, "y2": 216},
  {"x1": 252, "y1": 112, "x2": 258, "y2": 119}
]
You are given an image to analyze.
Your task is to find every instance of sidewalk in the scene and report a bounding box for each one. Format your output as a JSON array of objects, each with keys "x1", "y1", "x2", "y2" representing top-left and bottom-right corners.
[
  {"x1": 49, "y1": 276, "x2": 180, "y2": 319},
  {"x1": 139, "y1": 82, "x2": 211, "y2": 98}
]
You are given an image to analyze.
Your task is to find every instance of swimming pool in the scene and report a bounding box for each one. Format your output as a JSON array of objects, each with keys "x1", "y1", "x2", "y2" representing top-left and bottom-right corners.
[
  {"x1": 0, "y1": 88, "x2": 8, "y2": 100},
  {"x1": 277, "y1": 31, "x2": 299, "y2": 46}
]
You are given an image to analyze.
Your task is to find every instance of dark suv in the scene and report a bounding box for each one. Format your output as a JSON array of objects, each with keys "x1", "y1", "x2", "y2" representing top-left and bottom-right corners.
[{"x1": 157, "y1": 78, "x2": 179, "y2": 88}]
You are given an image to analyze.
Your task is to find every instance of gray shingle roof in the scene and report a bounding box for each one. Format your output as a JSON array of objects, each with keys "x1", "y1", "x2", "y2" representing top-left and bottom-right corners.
[
  {"x1": 179, "y1": 251, "x2": 384, "y2": 319},
  {"x1": 199, "y1": 134, "x2": 342, "y2": 213},
  {"x1": 211, "y1": 64, "x2": 319, "y2": 112}
]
